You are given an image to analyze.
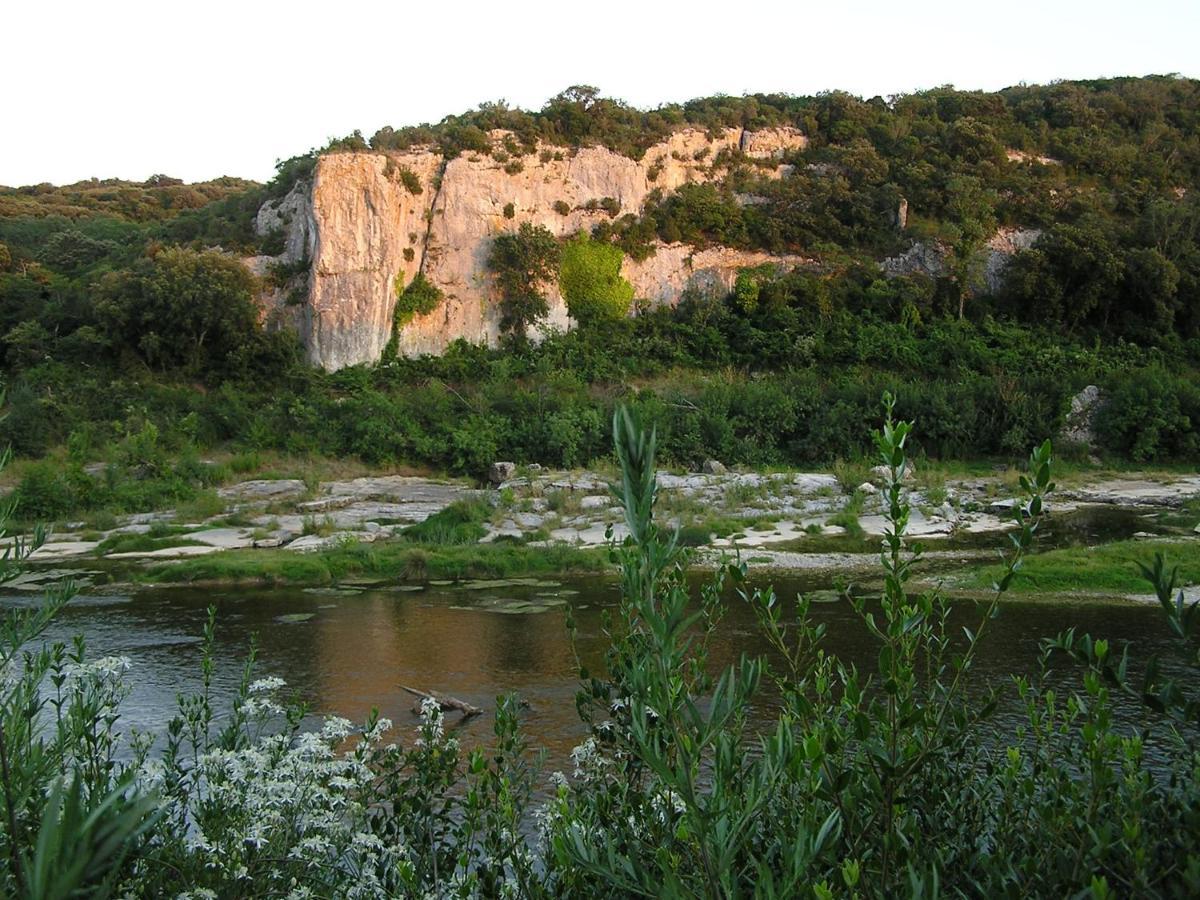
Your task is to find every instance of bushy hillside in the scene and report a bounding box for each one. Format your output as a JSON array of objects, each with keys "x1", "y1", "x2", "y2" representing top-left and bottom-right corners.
[{"x1": 1, "y1": 78, "x2": 1198, "y2": 496}]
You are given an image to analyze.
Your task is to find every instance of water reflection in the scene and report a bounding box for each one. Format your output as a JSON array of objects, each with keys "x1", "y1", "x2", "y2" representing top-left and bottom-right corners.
[{"x1": 5, "y1": 570, "x2": 1181, "y2": 775}]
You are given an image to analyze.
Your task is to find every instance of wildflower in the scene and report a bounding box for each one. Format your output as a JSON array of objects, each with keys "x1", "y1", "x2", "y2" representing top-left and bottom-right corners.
[
  {"x1": 250, "y1": 676, "x2": 287, "y2": 693},
  {"x1": 321, "y1": 716, "x2": 354, "y2": 741}
]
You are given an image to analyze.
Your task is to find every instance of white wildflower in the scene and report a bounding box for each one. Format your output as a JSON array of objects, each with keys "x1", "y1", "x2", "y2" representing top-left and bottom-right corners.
[{"x1": 321, "y1": 716, "x2": 353, "y2": 741}]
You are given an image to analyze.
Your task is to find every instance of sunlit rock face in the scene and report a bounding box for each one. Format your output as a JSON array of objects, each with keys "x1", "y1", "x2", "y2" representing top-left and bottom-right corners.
[{"x1": 252, "y1": 127, "x2": 810, "y2": 370}]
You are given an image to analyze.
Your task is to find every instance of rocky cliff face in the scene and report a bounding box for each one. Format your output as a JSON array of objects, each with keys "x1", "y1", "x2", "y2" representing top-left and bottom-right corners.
[
  {"x1": 879, "y1": 226, "x2": 1042, "y2": 294},
  {"x1": 253, "y1": 127, "x2": 809, "y2": 369}
]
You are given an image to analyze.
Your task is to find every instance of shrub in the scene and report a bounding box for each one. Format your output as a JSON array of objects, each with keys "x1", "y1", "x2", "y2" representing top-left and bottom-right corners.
[
  {"x1": 14, "y1": 460, "x2": 76, "y2": 520},
  {"x1": 1099, "y1": 366, "x2": 1200, "y2": 461},
  {"x1": 385, "y1": 273, "x2": 445, "y2": 358},
  {"x1": 559, "y1": 233, "x2": 634, "y2": 325}
]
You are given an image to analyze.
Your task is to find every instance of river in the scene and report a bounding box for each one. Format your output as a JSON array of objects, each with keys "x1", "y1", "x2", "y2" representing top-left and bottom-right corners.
[{"x1": 10, "y1": 563, "x2": 1181, "y2": 777}]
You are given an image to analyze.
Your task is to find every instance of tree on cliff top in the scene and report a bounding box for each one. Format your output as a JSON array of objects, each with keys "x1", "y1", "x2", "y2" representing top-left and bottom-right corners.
[{"x1": 488, "y1": 223, "x2": 561, "y2": 341}]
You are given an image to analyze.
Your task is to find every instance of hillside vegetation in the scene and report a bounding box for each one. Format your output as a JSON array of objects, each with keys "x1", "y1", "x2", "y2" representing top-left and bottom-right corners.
[{"x1": 1, "y1": 78, "x2": 1198, "y2": 519}]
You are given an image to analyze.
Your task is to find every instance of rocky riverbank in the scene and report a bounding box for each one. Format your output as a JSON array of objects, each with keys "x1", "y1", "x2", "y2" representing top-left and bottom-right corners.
[{"x1": 10, "y1": 461, "x2": 1196, "y2": 596}]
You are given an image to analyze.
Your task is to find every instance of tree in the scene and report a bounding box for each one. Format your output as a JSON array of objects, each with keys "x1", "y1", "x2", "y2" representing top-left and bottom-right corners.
[
  {"x1": 95, "y1": 247, "x2": 263, "y2": 373},
  {"x1": 559, "y1": 233, "x2": 634, "y2": 325},
  {"x1": 488, "y1": 223, "x2": 561, "y2": 340},
  {"x1": 943, "y1": 175, "x2": 998, "y2": 319}
]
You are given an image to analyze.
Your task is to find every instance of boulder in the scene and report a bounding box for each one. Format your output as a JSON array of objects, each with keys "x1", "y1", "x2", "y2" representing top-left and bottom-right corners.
[
  {"x1": 489, "y1": 461, "x2": 517, "y2": 485},
  {"x1": 1060, "y1": 385, "x2": 1103, "y2": 450},
  {"x1": 701, "y1": 459, "x2": 727, "y2": 475},
  {"x1": 870, "y1": 464, "x2": 916, "y2": 485},
  {"x1": 858, "y1": 482, "x2": 878, "y2": 495}
]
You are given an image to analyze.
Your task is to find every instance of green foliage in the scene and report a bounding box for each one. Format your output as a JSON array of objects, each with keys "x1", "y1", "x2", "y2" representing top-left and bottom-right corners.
[
  {"x1": 558, "y1": 233, "x2": 634, "y2": 324},
  {"x1": 387, "y1": 271, "x2": 445, "y2": 358},
  {"x1": 4, "y1": 405, "x2": 1200, "y2": 896},
  {"x1": 384, "y1": 159, "x2": 423, "y2": 195},
  {"x1": 401, "y1": 497, "x2": 491, "y2": 544},
  {"x1": 488, "y1": 223, "x2": 561, "y2": 339},
  {"x1": 94, "y1": 247, "x2": 268, "y2": 375},
  {"x1": 1098, "y1": 365, "x2": 1200, "y2": 461},
  {"x1": 0, "y1": 174, "x2": 257, "y2": 223}
]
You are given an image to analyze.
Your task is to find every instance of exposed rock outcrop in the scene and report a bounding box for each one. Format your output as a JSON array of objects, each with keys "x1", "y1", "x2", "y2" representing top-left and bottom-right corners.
[
  {"x1": 880, "y1": 227, "x2": 1042, "y2": 293},
  {"x1": 254, "y1": 127, "x2": 810, "y2": 369},
  {"x1": 1060, "y1": 385, "x2": 1104, "y2": 450}
]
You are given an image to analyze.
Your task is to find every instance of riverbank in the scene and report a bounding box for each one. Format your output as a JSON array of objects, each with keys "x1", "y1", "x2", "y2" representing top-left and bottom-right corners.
[{"x1": 10, "y1": 462, "x2": 1198, "y2": 599}]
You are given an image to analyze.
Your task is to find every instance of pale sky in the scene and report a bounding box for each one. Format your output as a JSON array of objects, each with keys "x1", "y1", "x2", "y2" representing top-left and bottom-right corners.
[{"x1": 3, "y1": 0, "x2": 1197, "y2": 187}]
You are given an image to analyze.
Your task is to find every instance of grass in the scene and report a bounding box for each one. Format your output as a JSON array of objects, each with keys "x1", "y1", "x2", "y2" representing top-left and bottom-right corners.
[
  {"x1": 174, "y1": 490, "x2": 226, "y2": 522},
  {"x1": 302, "y1": 514, "x2": 337, "y2": 537},
  {"x1": 401, "y1": 499, "x2": 491, "y2": 544},
  {"x1": 1156, "y1": 499, "x2": 1200, "y2": 531},
  {"x1": 960, "y1": 539, "x2": 1200, "y2": 595},
  {"x1": 545, "y1": 489, "x2": 583, "y2": 516},
  {"x1": 139, "y1": 540, "x2": 606, "y2": 586},
  {"x1": 832, "y1": 458, "x2": 872, "y2": 494},
  {"x1": 825, "y1": 489, "x2": 866, "y2": 538}
]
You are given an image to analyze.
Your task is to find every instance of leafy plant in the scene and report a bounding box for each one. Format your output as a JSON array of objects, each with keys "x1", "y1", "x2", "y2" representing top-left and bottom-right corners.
[{"x1": 559, "y1": 233, "x2": 635, "y2": 325}]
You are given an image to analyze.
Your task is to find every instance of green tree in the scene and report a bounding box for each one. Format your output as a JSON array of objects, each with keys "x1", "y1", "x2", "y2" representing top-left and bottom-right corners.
[
  {"x1": 943, "y1": 175, "x2": 998, "y2": 319},
  {"x1": 488, "y1": 223, "x2": 561, "y2": 340},
  {"x1": 558, "y1": 233, "x2": 634, "y2": 325},
  {"x1": 95, "y1": 247, "x2": 262, "y2": 373}
]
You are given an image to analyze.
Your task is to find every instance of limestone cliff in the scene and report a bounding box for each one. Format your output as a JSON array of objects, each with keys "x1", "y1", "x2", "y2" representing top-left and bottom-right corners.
[{"x1": 253, "y1": 127, "x2": 809, "y2": 369}]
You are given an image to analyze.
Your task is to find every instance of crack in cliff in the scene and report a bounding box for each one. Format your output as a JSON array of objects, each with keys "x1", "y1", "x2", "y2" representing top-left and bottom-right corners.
[{"x1": 416, "y1": 158, "x2": 449, "y2": 281}]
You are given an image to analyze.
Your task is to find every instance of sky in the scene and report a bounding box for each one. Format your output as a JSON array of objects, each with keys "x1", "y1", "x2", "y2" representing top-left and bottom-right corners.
[{"x1": 3, "y1": 0, "x2": 1198, "y2": 187}]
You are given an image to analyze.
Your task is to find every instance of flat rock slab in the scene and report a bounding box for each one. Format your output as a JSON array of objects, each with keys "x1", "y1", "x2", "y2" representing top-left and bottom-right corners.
[
  {"x1": 549, "y1": 523, "x2": 628, "y2": 546},
  {"x1": 218, "y1": 479, "x2": 307, "y2": 501},
  {"x1": 188, "y1": 528, "x2": 256, "y2": 550},
  {"x1": 712, "y1": 521, "x2": 807, "y2": 548},
  {"x1": 322, "y1": 476, "x2": 467, "y2": 502},
  {"x1": 5, "y1": 568, "x2": 100, "y2": 590},
  {"x1": 1063, "y1": 476, "x2": 1200, "y2": 508},
  {"x1": 284, "y1": 531, "x2": 380, "y2": 553},
  {"x1": 107, "y1": 545, "x2": 221, "y2": 559},
  {"x1": 28, "y1": 541, "x2": 101, "y2": 560},
  {"x1": 1127, "y1": 584, "x2": 1200, "y2": 605}
]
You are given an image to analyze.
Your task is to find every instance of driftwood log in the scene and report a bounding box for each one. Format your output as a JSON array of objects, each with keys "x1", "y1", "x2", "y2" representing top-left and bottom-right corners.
[{"x1": 401, "y1": 685, "x2": 483, "y2": 719}]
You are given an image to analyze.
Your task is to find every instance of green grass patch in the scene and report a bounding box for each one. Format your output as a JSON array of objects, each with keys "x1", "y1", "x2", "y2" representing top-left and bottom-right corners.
[
  {"x1": 402, "y1": 499, "x2": 491, "y2": 544},
  {"x1": 826, "y1": 489, "x2": 866, "y2": 538},
  {"x1": 961, "y1": 539, "x2": 1200, "y2": 595},
  {"x1": 139, "y1": 540, "x2": 606, "y2": 586}
]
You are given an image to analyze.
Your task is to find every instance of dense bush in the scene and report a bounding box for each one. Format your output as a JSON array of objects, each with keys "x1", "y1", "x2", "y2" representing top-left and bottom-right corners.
[
  {"x1": 558, "y1": 233, "x2": 634, "y2": 324},
  {"x1": 1098, "y1": 365, "x2": 1200, "y2": 461}
]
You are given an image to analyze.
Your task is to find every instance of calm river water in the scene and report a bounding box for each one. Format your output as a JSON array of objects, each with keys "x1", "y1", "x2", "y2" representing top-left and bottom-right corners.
[{"x1": 11, "y1": 563, "x2": 1180, "y2": 775}]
